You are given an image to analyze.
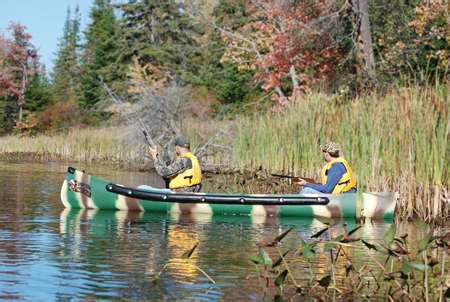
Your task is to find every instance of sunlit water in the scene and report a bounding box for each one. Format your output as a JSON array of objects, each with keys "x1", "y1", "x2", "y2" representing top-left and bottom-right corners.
[{"x1": 0, "y1": 161, "x2": 439, "y2": 300}]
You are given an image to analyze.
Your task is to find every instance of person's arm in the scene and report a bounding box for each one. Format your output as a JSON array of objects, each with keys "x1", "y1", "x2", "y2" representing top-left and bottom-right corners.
[
  {"x1": 153, "y1": 154, "x2": 191, "y2": 178},
  {"x1": 303, "y1": 163, "x2": 346, "y2": 193}
]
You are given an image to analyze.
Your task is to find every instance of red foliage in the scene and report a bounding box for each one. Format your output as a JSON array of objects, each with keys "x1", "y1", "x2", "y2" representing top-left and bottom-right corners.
[
  {"x1": 252, "y1": 1, "x2": 341, "y2": 95},
  {"x1": 0, "y1": 22, "x2": 39, "y2": 106}
]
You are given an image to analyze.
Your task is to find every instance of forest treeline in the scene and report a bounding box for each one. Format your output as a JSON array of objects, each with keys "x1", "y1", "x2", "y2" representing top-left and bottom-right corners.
[{"x1": 0, "y1": 0, "x2": 448, "y2": 135}]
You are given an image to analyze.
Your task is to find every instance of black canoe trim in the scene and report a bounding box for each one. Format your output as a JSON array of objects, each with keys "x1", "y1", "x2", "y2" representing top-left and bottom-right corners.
[{"x1": 106, "y1": 183, "x2": 329, "y2": 206}]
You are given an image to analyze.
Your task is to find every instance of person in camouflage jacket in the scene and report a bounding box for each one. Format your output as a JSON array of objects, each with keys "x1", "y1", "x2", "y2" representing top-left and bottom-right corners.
[{"x1": 149, "y1": 136, "x2": 202, "y2": 192}]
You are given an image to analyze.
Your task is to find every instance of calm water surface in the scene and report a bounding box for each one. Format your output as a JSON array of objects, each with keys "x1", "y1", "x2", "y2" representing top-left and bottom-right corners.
[{"x1": 0, "y1": 161, "x2": 432, "y2": 300}]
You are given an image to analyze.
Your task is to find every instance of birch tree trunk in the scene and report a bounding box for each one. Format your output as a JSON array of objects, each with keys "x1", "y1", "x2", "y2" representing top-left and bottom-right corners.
[{"x1": 349, "y1": 0, "x2": 376, "y2": 84}]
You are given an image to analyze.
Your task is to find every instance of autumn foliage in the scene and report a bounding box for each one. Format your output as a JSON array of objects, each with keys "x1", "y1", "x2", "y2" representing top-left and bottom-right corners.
[
  {"x1": 220, "y1": 1, "x2": 341, "y2": 103},
  {"x1": 376, "y1": 2, "x2": 448, "y2": 80},
  {"x1": 0, "y1": 23, "x2": 39, "y2": 107}
]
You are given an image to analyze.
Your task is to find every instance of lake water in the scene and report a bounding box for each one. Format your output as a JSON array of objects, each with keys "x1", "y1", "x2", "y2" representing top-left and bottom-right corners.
[{"x1": 0, "y1": 161, "x2": 435, "y2": 300}]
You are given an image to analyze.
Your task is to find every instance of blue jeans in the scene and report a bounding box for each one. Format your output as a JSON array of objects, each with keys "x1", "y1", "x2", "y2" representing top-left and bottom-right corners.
[{"x1": 298, "y1": 187, "x2": 323, "y2": 195}]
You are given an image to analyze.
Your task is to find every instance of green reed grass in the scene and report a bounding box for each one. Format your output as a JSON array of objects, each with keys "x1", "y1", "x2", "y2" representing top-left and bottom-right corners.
[{"x1": 233, "y1": 84, "x2": 449, "y2": 221}]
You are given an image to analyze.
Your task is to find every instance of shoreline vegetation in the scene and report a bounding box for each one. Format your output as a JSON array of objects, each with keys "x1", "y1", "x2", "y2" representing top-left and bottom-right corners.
[
  {"x1": 0, "y1": 85, "x2": 448, "y2": 222},
  {"x1": 245, "y1": 220, "x2": 450, "y2": 300}
]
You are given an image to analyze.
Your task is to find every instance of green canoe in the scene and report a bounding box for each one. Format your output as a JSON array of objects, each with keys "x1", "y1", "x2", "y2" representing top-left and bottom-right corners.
[{"x1": 61, "y1": 167, "x2": 396, "y2": 220}]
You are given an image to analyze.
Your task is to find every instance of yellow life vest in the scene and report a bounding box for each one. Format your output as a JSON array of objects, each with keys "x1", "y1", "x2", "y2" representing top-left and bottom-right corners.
[
  {"x1": 320, "y1": 157, "x2": 357, "y2": 194},
  {"x1": 169, "y1": 152, "x2": 202, "y2": 189}
]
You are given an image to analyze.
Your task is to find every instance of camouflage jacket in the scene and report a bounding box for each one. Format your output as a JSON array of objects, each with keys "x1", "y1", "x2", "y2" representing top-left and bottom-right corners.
[{"x1": 153, "y1": 155, "x2": 191, "y2": 179}]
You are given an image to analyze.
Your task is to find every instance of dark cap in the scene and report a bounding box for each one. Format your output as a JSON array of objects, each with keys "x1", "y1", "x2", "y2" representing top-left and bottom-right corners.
[{"x1": 174, "y1": 136, "x2": 190, "y2": 148}]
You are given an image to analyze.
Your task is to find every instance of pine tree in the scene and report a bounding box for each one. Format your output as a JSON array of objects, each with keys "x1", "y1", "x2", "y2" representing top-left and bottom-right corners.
[
  {"x1": 24, "y1": 71, "x2": 54, "y2": 112},
  {"x1": 78, "y1": 0, "x2": 123, "y2": 109},
  {"x1": 196, "y1": 1, "x2": 257, "y2": 104},
  {"x1": 118, "y1": 0, "x2": 200, "y2": 83},
  {"x1": 52, "y1": 6, "x2": 82, "y2": 102}
]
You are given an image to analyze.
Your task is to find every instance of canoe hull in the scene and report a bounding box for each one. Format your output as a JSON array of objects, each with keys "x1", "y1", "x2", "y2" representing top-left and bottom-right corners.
[{"x1": 61, "y1": 168, "x2": 396, "y2": 220}]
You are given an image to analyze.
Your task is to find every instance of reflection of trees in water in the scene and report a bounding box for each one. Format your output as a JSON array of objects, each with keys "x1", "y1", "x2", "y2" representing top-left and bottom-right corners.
[{"x1": 0, "y1": 163, "x2": 64, "y2": 273}]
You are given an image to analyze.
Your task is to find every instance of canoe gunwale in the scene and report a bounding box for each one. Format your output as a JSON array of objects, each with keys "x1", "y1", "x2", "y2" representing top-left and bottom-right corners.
[{"x1": 106, "y1": 183, "x2": 330, "y2": 206}]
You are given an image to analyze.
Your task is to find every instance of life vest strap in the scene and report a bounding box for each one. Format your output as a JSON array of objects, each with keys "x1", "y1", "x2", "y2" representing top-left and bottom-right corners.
[{"x1": 184, "y1": 175, "x2": 193, "y2": 184}]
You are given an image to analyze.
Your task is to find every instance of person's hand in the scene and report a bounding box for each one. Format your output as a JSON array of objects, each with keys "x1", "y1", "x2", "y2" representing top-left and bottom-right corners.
[
  {"x1": 295, "y1": 178, "x2": 307, "y2": 186},
  {"x1": 148, "y1": 147, "x2": 158, "y2": 160}
]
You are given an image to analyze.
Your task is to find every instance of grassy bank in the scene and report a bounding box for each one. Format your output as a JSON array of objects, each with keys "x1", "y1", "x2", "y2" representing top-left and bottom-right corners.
[
  {"x1": 233, "y1": 85, "x2": 449, "y2": 221},
  {"x1": 0, "y1": 85, "x2": 448, "y2": 221},
  {"x1": 0, "y1": 127, "x2": 138, "y2": 163}
]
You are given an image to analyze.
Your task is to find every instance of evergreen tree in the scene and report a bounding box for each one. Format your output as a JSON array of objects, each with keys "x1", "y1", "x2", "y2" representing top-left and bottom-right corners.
[
  {"x1": 118, "y1": 0, "x2": 200, "y2": 82},
  {"x1": 24, "y1": 71, "x2": 54, "y2": 112},
  {"x1": 78, "y1": 0, "x2": 124, "y2": 109},
  {"x1": 52, "y1": 6, "x2": 82, "y2": 102},
  {"x1": 196, "y1": 1, "x2": 257, "y2": 104}
]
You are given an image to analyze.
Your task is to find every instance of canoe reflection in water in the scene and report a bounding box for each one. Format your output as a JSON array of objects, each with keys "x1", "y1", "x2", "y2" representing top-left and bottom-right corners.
[{"x1": 59, "y1": 208, "x2": 392, "y2": 298}]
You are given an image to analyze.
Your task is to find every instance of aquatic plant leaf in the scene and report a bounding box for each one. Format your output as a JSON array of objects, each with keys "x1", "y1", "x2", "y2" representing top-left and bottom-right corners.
[
  {"x1": 318, "y1": 275, "x2": 331, "y2": 288},
  {"x1": 181, "y1": 242, "x2": 198, "y2": 259},
  {"x1": 384, "y1": 225, "x2": 396, "y2": 246},
  {"x1": 348, "y1": 225, "x2": 362, "y2": 236},
  {"x1": 324, "y1": 242, "x2": 336, "y2": 251},
  {"x1": 361, "y1": 239, "x2": 377, "y2": 251},
  {"x1": 311, "y1": 226, "x2": 329, "y2": 238},
  {"x1": 272, "y1": 228, "x2": 293, "y2": 244},
  {"x1": 250, "y1": 255, "x2": 264, "y2": 265},
  {"x1": 414, "y1": 219, "x2": 428, "y2": 231},
  {"x1": 401, "y1": 260, "x2": 411, "y2": 275},
  {"x1": 299, "y1": 240, "x2": 315, "y2": 259},
  {"x1": 274, "y1": 269, "x2": 288, "y2": 288},
  {"x1": 256, "y1": 228, "x2": 293, "y2": 247},
  {"x1": 260, "y1": 248, "x2": 273, "y2": 266},
  {"x1": 272, "y1": 250, "x2": 290, "y2": 268},
  {"x1": 408, "y1": 261, "x2": 427, "y2": 271}
]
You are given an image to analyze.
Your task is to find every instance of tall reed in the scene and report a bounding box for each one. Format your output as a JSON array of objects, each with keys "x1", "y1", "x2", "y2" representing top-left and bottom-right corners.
[{"x1": 233, "y1": 84, "x2": 449, "y2": 221}]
